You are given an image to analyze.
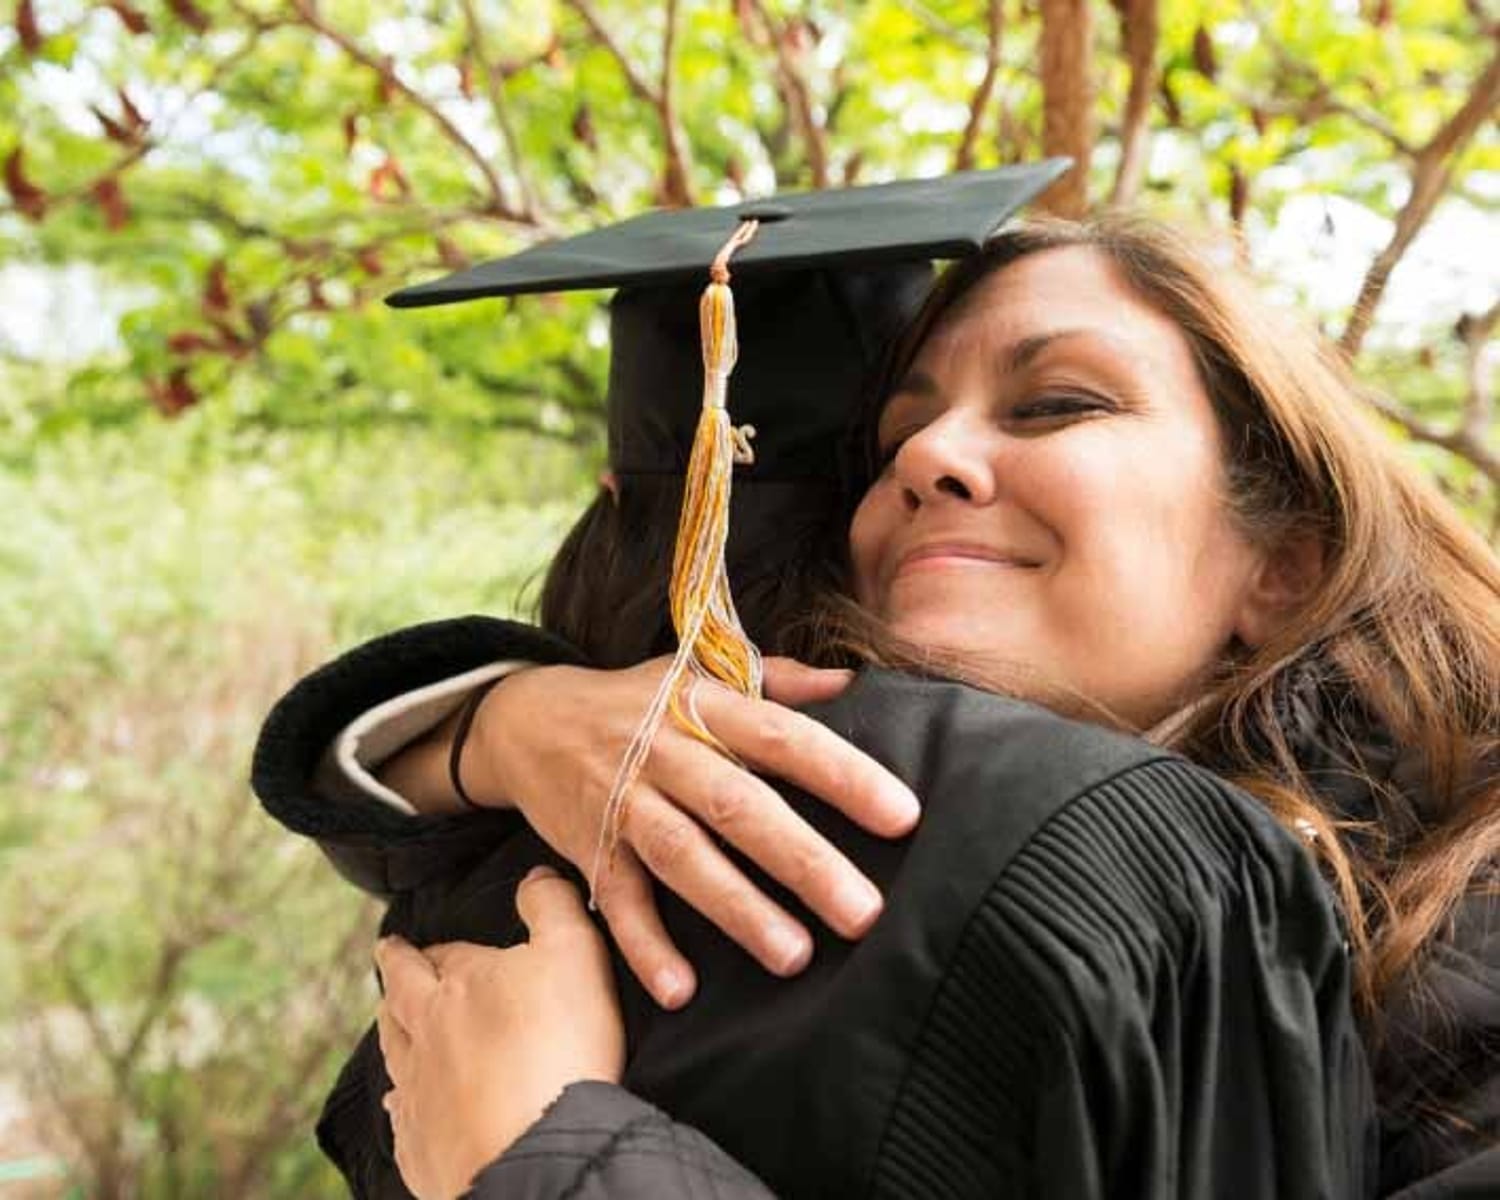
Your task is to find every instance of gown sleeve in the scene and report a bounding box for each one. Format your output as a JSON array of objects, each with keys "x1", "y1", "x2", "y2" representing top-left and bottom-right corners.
[
  {"x1": 463, "y1": 1083, "x2": 777, "y2": 1200},
  {"x1": 249, "y1": 615, "x2": 588, "y2": 896},
  {"x1": 874, "y1": 754, "x2": 1380, "y2": 1199}
]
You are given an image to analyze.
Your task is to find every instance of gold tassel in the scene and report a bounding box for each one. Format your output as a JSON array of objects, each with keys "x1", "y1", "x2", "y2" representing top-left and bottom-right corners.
[{"x1": 590, "y1": 219, "x2": 763, "y2": 903}]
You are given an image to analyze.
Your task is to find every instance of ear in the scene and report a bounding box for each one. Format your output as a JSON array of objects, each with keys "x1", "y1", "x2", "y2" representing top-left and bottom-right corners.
[
  {"x1": 598, "y1": 469, "x2": 620, "y2": 506},
  {"x1": 1233, "y1": 533, "x2": 1325, "y2": 648}
]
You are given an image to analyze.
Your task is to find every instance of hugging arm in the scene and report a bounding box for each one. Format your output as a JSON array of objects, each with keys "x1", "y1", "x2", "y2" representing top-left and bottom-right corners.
[{"x1": 251, "y1": 616, "x2": 917, "y2": 1005}]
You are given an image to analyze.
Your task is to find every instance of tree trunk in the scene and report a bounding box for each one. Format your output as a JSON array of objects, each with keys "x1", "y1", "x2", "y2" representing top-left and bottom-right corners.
[{"x1": 1039, "y1": 0, "x2": 1095, "y2": 216}]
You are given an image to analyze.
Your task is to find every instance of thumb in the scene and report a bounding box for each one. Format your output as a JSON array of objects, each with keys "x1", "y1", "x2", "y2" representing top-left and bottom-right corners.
[
  {"x1": 516, "y1": 866, "x2": 590, "y2": 941},
  {"x1": 763, "y1": 657, "x2": 854, "y2": 707}
]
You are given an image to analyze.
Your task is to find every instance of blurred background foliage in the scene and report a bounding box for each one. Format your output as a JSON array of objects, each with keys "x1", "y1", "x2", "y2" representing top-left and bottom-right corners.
[{"x1": 1, "y1": 0, "x2": 1495, "y2": 1195}]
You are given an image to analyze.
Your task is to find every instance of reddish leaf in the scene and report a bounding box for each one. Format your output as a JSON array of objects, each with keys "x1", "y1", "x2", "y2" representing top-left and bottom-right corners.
[
  {"x1": 3, "y1": 148, "x2": 48, "y2": 221},
  {"x1": 203, "y1": 260, "x2": 232, "y2": 315},
  {"x1": 724, "y1": 155, "x2": 746, "y2": 191},
  {"x1": 245, "y1": 301, "x2": 272, "y2": 341},
  {"x1": 1367, "y1": 0, "x2": 1392, "y2": 26},
  {"x1": 356, "y1": 247, "x2": 384, "y2": 276},
  {"x1": 306, "y1": 275, "x2": 331, "y2": 311},
  {"x1": 117, "y1": 87, "x2": 148, "y2": 135},
  {"x1": 1158, "y1": 73, "x2": 1182, "y2": 128},
  {"x1": 1228, "y1": 165, "x2": 1248, "y2": 226},
  {"x1": 91, "y1": 90, "x2": 147, "y2": 145},
  {"x1": 367, "y1": 154, "x2": 410, "y2": 200},
  {"x1": 571, "y1": 105, "x2": 597, "y2": 150},
  {"x1": 166, "y1": 0, "x2": 210, "y2": 33},
  {"x1": 106, "y1": 0, "x2": 151, "y2": 34},
  {"x1": 1250, "y1": 107, "x2": 1268, "y2": 137},
  {"x1": 342, "y1": 113, "x2": 360, "y2": 156},
  {"x1": 435, "y1": 235, "x2": 467, "y2": 270},
  {"x1": 208, "y1": 317, "x2": 251, "y2": 359},
  {"x1": 1192, "y1": 26, "x2": 1217, "y2": 80},
  {"x1": 458, "y1": 59, "x2": 474, "y2": 100},
  {"x1": 92, "y1": 175, "x2": 129, "y2": 230},
  {"x1": 167, "y1": 330, "x2": 217, "y2": 354},
  {"x1": 92, "y1": 106, "x2": 134, "y2": 144},
  {"x1": 842, "y1": 151, "x2": 865, "y2": 186},
  {"x1": 16, "y1": 0, "x2": 42, "y2": 53},
  {"x1": 149, "y1": 368, "x2": 198, "y2": 416},
  {"x1": 545, "y1": 43, "x2": 567, "y2": 71},
  {"x1": 375, "y1": 56, "x2": 396, "y2": 105}
]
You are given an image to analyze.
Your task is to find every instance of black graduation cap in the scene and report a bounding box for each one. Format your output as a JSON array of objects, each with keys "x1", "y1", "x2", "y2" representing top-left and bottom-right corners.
[
  {"x1": 385, "y1": 161, "x2": 1069, "y2": 481},
  {"x1": 387, "y1": 162, "x2": 1070, "y2": 308}
]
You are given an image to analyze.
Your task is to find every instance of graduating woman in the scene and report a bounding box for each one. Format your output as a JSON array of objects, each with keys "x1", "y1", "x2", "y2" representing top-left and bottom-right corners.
[{"x1": 255, "y1": 193, "x2": 1496, "y2": 1198}]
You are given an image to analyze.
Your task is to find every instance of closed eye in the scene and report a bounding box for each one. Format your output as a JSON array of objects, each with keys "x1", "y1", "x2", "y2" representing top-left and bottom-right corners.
[{"x1": 1012, "y1": 391, "x2": 1116, "y2": 421}]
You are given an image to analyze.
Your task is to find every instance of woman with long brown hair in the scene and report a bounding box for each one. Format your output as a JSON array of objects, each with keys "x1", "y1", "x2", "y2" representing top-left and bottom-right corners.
[{"x1": 257, "y1": 213, "x2": 1496, "y2": 1197}]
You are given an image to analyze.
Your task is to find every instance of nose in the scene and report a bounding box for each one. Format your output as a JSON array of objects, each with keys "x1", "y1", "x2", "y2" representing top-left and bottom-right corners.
[{"x1": 892, "y1": 413, "x2": 997, "y2": 511}]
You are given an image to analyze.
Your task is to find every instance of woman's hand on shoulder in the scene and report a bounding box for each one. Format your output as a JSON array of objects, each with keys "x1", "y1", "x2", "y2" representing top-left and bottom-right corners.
[
  {"x1": 375, "y1": 868, "x2": 623, "y2": 1200},
  {"x1": 466, "y1": 657, "x2": 920, "y2": 1008}
]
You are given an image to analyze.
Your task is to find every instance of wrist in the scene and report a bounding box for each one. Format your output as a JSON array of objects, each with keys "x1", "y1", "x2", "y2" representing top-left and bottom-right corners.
[{"x1": 456, "y1": 666, "x2": 543, "y2": 810}]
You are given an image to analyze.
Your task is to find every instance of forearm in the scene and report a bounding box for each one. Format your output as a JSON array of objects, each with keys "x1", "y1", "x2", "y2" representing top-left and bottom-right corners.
[{"x1": 373, "y1": 671, "x2": 533, "y2": 816}]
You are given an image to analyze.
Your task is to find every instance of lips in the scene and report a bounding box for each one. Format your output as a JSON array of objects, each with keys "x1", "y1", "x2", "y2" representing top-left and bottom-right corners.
[{"x1": 892, "y1": 541, "x2": 1042, "y2": 580}]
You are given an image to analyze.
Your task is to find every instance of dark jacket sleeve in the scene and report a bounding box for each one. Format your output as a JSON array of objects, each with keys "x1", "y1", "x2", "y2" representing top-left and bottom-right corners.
[
  {"x1": 249, "y1": 615, "x2": 588, "y2": 896},
  {"x1": 1377, "y1": 887, "x2": 1499, "y2": 1198},
  {"x1": 464, "y1": 1082, "x2": 776, "y2": 1200}
]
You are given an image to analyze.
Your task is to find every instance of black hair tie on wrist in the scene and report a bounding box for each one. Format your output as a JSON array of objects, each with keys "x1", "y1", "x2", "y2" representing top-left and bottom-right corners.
[{"x1": 448, "y1": 679, "x2": 503, "y2": 811}]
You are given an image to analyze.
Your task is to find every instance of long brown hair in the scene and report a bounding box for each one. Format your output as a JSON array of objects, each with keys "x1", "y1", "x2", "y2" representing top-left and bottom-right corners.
[{"x1": 842, "y1": 215, "x2": 1499, "y2": 1017}]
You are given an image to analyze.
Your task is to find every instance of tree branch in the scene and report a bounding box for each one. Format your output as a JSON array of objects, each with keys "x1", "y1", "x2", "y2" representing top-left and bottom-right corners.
[
  {"x1": 746, "y1": 1, "x2": 830, "y2": 188},
  {"x1": 658, "y1": 0, "x2": 692, "y2": 205},
  {"x1": 1340, "y1": 45, "x2": 1500, "y2": 356},
  {"x1": 288, "y1": 0, "x2": 526, "y2": 221},
  {"x1": 954, "y1": 0, "x2": 1003, "y2": 172},
  {"x1": 566, "y1": 0, "x2": 693, "y2": 205},
  {"x1": 459, "y1": 0, "x2": 542, "y2": 222},
  {"x1": 1367, "y1": 390, "x2": 1499, "y2": 487},
  {"x1": 568, "y1": 0, "x2": 659, "y2": 104},
  {"x1": 1108, "y1": 0, "x2": 1159, "y2": 205}
]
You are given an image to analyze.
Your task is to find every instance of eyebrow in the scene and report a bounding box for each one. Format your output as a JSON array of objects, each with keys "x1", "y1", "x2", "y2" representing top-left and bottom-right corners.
[
  {"x1": 891, "y1": 328, "x2": 1114, "y2": 401},
  {"x1": 1007, "y1": 329, "x2": 1097, "y2": 372}
]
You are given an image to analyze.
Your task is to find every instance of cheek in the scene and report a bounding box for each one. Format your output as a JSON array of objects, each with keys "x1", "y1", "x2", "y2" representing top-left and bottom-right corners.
[{"x1": 847, "y1": 488, "x2": 890, "y2": 605}]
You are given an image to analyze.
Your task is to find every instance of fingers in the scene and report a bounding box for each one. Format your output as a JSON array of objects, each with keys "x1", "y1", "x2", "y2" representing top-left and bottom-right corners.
[
  {"x1": 375, "y1": 936, "x2": 440, "y2": 1034},
  {"x1": 761, "y1": 657, "x2": 854, "y2": 707},
  {"x1": 593, "y1": 847, "x2": 697, "y2": 1010},
  {"x1": 515, "y1": 866, "x2": 591, "y2": 941},
  {"x1": 376, "y1": 1005, "x2": 411, "y2": 1086},
  {"x1": 622, "y1": 784, "x2": 812, "y2": 977},
  {"x1": 698, "y1": 687, "x2": 919, "y2": 837},
  {"x1": 652, "y1": 736, "x2": 882, "y2": 939}
]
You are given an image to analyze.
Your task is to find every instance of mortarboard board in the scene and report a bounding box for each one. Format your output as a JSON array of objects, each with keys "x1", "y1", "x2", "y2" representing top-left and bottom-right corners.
[
  {"x1": 384, "y1": 162, "x2": 1070, "y2": 891},
  {"x1": 386, "y1": 162, "x2": 1069, "y2": 482},
  {"x1": 386, "y1": 162, "x2": 1071, "y2": 308}
]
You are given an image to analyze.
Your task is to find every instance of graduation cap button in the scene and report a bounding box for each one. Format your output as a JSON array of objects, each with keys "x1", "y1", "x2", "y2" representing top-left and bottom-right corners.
[{"x1": 735, "y1": 203, "x2": 793, "y2": 222}]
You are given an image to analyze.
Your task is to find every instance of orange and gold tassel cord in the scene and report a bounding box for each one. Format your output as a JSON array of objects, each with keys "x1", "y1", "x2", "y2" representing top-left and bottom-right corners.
[{"x1": 590, "y1": 219, "x2": 763, "y2": 903}]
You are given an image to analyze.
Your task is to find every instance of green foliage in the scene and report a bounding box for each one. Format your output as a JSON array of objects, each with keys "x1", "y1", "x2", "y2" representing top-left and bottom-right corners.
[{"x1": 0, "y1": 411, "x2": 587, "y2": 1195}]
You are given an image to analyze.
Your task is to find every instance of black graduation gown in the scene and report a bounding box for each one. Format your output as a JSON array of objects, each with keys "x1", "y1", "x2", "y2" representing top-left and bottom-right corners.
[{"x1": 254, "y1": 618, "x2": 1381, "y2": 1199}]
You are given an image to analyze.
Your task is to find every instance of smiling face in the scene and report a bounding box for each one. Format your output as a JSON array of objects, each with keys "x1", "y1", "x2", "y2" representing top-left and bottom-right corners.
[{"x1": 849, "y1": 245, "x2": 1276, "y2": 729}]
